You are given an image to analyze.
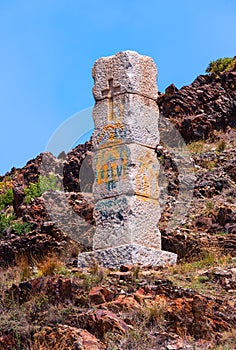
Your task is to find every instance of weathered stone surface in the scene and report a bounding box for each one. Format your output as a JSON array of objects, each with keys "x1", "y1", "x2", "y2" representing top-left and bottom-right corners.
[
  {"x1": 92, "y1": 50, "x2": 158, "y2": 101},
  {"x1": 77, "y1": 309, "x2": 130, "y2": 339},
  {"x1": 5, "y1": 276, "x2": 78, "y2": 305},
  {"x1": 33, "y1": 325, "x2": 106, "y2": 350},
  {"x1": 93, "y1": 143, "x2": 159, "y2": 200},
  {"x1": 93, "y1": 195, "x2": 161, "y2": 250},
  {"x1": 89, "y1": 286, "x2": 114, "y2": 305},
  {"x1": 63, "y1": 139, "x2": 94, "y2": 192},
  {"x1": 78, "y1": 51, "x2": 175, "y2": 268},
  {"x1": 0, "y1": 229, "x2": 67, "y2": 267},
  {"x1": 92, "y1": 94, "x2": 159, "y2": 149},
  {"x1": 77, "y1": 243, "x2": 177, "y2": 268}
]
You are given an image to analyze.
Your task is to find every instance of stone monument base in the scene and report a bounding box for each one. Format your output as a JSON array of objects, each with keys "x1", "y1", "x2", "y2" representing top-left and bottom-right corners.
[{"x1": 77, "y1": 244, "x2": 177, "y2": 269}]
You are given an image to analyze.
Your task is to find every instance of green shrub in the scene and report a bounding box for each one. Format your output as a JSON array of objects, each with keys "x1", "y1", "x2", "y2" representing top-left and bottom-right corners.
[
  {"x1": 24, "y1": 174, "x2": 61, "y2": 204},
  {"x1": 11, "y1": 221, "x2": 32, "y2": 235},
  {"x1": 0, "y1": 213, "x2": 14, "y2": 235},
  {"x1": 24, "y1": 182, "x2": 41, "y2": 205},
  {"x1": 197, "y1": 275, "x2": 209, "y2": 283},
  {"x1": 0, "y1": 189, "x2": 13, "y2": 209},
  {"x1": 0, "y1": 212, "x2": 32, "y2": 237},
  {"x1": 39, "y1": 174, "x2": 61, "y2": 193},
  {"x1": 206, "y1": 57, "x2": 235, "y2": 75}
]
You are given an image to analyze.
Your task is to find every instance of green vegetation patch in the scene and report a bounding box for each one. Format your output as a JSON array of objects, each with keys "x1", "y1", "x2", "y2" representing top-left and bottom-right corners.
[
  {"x1": 24, "y1": 174, "x2": 61, "y2": 204},
  {"x1": 0, "y1": 213, "x2": 32, "y2": 237},
  {"x1": 206, "y1": 56, "x2": 236, "y2": 75},
  {"x1": 0, "y1": 188, "x2": 13, "y2": 209}
]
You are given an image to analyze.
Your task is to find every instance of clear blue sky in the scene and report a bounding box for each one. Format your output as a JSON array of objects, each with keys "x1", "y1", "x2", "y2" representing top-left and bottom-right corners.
[{"x1": 1, "y1": 0, "x2": 236, "y2": 175}]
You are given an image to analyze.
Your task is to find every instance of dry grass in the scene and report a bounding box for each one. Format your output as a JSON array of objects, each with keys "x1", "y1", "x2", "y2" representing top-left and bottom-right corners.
[
  {"x1": 106, "y1": 298, "x2": 168, "y2": 349},
  {"x1": 0, "y1": 247, "x2": 234, "y2": 349},
  {"x1": 187, "y1": 140, "x2": 207, "y2": 154},
  {"x1": 217, "y1": 139, "x2": 227, "y2": 152},
  {"x1": 167, "y1": 250, "x2": 234, "y2": 294},
  {"x1": 170, "y1": 250, "x2": 232, "y2": 276},
  {"x1": 137, "y1": 299, "x2": 167, "y2": 328},
  {"x1": 187, "y1": 136, "x2": 231, "y2": 155},
  {"x1": 0, "y1": 254, "x2": 34, "y2": 293},
  {"x1": 214, "y1": 329, "x2": 236, "y2": 349},
  {"x1": 204, "y1": 158, "x2": 218, "y2": 170},
  {"x1": 36, "y1": 254, "x2": 64, "y2": 277}
]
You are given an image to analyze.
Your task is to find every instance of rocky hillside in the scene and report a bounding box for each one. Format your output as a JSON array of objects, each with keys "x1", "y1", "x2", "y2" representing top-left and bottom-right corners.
[{"x1": 0, "y1": 67, "x2": 235, "y2": 349}]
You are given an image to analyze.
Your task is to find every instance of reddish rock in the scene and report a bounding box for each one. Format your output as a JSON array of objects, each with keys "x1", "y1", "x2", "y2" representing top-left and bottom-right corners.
[
  {"x1": 78, "y1": 309, "x2": 130, "y2": 339},
  {"x1": 89, "y1": 286, "x2": 114, "y2": 305},
  {"x1": 0, "y1": 231, "x2": 66, "y2": 267},
  {"x1": 63, "y1": 140, "x2": 94, "y2": 192},
  {"x1": 33, "y1": 325, "x2": 105, "y2": 350},
  {"x1": 203, "y1": 267, "x2": 236, "y2": 291},
  {"x1": 191, "y1": 295, "x2": 211, "y2": 339},
  {"x1": 108, "y1": 294, "x2": 141, "y2": 311},
  {"x1": 120, "y1": 264, "x2": 134, "y2": 272},
  {"x1": 165, "y1": 83, "x2": 179, "y2": 96},
  {"x1": 158, "y1": 72, "x2": 236, "y2": 143},
  {"x1": 0, "y1": 333, "x2": 16, "y2": 349},
  {"x1": 5, "y1": 276, "x2": 78, "y2": 304},
  {"x1": 133, "y1": 287, "x2": 153, "y2": 304}
]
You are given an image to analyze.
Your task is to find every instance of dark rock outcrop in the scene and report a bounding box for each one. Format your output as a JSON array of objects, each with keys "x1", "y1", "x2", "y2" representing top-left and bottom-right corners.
[{"x1": 158, "y1": 71, "x2": 236, "y2": 142}]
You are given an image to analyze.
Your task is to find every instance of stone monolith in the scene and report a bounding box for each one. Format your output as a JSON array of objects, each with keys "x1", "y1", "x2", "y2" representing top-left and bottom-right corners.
[{"x1": 78, "y1": 51, "x2": 177, "y2": 268}]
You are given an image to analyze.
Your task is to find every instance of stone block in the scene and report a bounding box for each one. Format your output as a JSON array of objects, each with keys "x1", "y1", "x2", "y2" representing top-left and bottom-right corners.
[
  {"x1": 93, "y1": 143, "x2": 159, "y2": 200},
  {"x1": 77, "y1": 244, "x2": 177, "y2": 269},
  {"x1": 92, "y1": 94, "x2": 159, "y2": 149},
  {"x1": 92, "y1": 51, "x2": 158, "y2": 101},
  {"x1": 93, "y1": 195, "x2": 161, "y2": 250}
]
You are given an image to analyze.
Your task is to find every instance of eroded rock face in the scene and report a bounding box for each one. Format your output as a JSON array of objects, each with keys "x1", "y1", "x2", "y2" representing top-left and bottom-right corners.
[
  {"x1": 0, "y1": 231, "x2": 67, "y2": 266},
  {"x1": 0, "y1": 143, "x2": 96, "y2": 266},
  {"x1": 0, "y1": 327, "x2": 105, "y2": 350},
  {"x1": 219, "y1": 234, "x2": 236, "y2": 255},
  {"x1": 158, "y1": 71, "x2": 236, "y2": 142},
  {"x1": 12, "y1": 142, "x2": 94, "y2": 216},
  {"x1": 63, "y1": 140, "x2": 94, "y2": 192},
  {"x1": 33, "y1": 325, "x2": 106, "y2": 350},
  {"x1": 2, "y1": 274, "x2": 236, "y2": 348}
]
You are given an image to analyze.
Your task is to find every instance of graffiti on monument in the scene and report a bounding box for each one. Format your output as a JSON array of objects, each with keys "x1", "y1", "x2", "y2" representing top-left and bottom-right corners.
[
  {"x1": 95, "y1": 196, "x2": 128, "y2": 223},
  {"x1": 96, "y1": 122, "x2": 127, "y2": 147},
  {"x1": 95, "y1": 103, "x2": 127, "y2": 147},
  {"x1": 135, "y1": 152, "x2": 159, "y2": 199},
  {"x1": 94, "y1": 144, "x2": 130, "y2": 191}
]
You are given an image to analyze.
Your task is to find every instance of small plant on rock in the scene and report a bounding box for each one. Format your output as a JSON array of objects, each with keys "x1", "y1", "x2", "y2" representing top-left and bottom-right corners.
[
  {"x1": 11, "y1": 221, "x2": 32, "y2": 235},
  {"x1": 206, "y1": 57, "x2": 235, "y2": 75},
  {"x1": 0, "y1": 212, "x2": 32, "y2": 237},
  {"x1": 0, "y1": 188, "x2": 14, "y2": 209},
  {"x1": 24, "y1": 174, "x2": 61, "y2": 204},
  {"x1": 0, "y1": 212, "x2": 14, "y2": 236}
]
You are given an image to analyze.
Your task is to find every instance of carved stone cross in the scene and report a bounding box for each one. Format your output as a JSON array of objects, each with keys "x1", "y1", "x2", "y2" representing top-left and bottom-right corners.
[
  {"x1": 102, "y1": 78, "x2": 121, "y2": 99},
  {"x1": 101, "y1": 78, "x2": 121, "y2": 122}
]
